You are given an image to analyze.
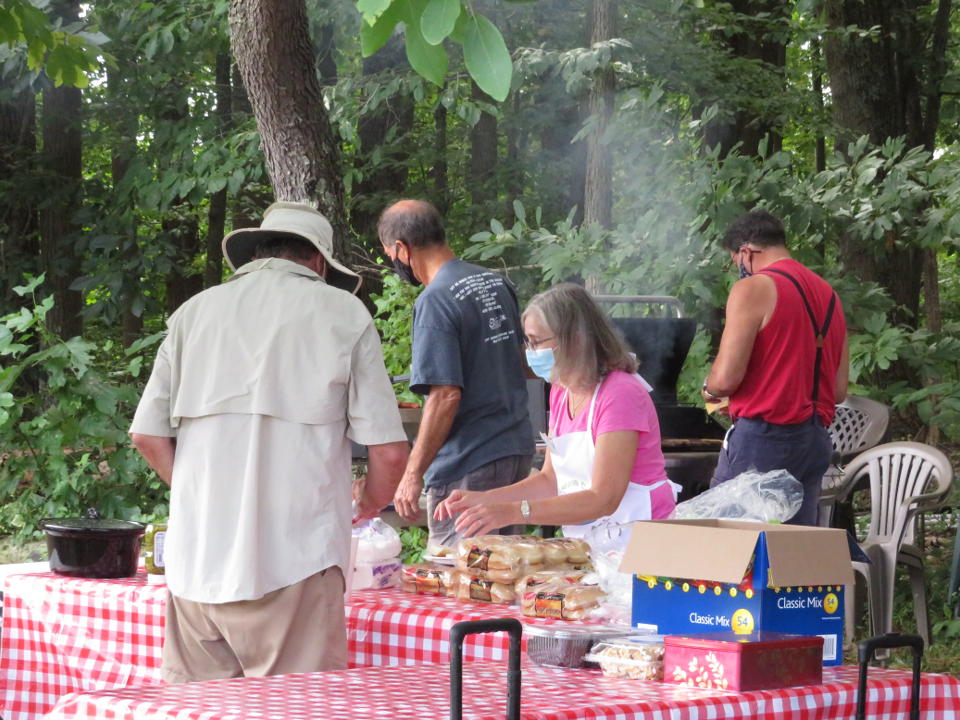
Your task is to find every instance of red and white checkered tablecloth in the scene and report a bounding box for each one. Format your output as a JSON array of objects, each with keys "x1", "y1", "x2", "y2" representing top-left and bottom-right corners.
[
  {"x1": 42, "y1": 661, "x2": 960, "y2": 720},
  {"x1": 346, "y1": 584, "x2": 566, "y2": 666},
  {"x1": 0, "y1": 571, "x2": 166, "y2": 720},
  {"x1": 0, "y1": 573, "x2": 562, "y2": 720}
]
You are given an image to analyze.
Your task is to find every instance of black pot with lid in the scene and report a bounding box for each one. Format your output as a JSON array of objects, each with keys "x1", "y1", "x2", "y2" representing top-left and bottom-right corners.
[{"x1": 40, "y1": 509, "x2": 145, "y2": 578}]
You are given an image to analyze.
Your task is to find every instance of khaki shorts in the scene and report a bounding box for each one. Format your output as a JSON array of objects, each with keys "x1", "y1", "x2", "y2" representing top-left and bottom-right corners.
[{"x1": 162, "y1": 567, "x2": 347, "y2": 683}]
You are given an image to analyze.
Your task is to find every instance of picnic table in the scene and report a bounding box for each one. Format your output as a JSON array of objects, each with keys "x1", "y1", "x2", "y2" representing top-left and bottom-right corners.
[
  {"x1": 42, "y1": 660, "x2": 960, "y2": 720},
  {"x1": 2, "y1": 570, "x2": 959, "y2": 720}
]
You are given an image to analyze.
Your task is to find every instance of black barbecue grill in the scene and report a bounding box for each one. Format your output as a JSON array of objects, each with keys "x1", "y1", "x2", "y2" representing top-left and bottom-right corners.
[{"x1": 593, "y1": 295, "x2": 725, "y2": 501}]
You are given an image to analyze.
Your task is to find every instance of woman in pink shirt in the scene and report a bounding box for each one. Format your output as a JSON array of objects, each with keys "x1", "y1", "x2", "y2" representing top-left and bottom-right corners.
[{"x1": 435, "y1": 283, "x2": 679, "y2": 544}]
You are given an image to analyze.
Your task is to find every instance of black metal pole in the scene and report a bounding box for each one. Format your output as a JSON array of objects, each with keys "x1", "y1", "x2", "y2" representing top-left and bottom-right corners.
[{"x1": 449, "y1": 618, "x2": 523, "y2": 720}]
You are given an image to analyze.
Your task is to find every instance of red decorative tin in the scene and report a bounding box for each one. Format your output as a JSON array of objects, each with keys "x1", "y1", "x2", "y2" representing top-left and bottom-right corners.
[{"x1": 663, "y1": 631, "x2": 823, "y2": 691}]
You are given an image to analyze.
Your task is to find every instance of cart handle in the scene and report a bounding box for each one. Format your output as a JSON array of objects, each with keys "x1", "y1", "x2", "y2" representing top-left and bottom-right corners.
[
  {"x1": 857, "y1": 633, "x2": 923, "y2": 720},
  {"x1": 450, "y1": 618, "x2": 522, "y2": 720}
]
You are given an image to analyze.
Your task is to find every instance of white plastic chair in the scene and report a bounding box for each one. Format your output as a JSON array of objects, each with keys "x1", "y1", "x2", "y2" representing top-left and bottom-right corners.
[
  {"x1": 837, "y1": 442, "x2": 953, "y2": 646},
  {"x1": 818, "y1": 396, "x2": 890, "y2": 527}
]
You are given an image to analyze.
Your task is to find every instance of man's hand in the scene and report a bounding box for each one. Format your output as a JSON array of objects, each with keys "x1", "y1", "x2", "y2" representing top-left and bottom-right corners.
[{"x1": 393, "y1": 470, "x2": 424, "y2": 521}]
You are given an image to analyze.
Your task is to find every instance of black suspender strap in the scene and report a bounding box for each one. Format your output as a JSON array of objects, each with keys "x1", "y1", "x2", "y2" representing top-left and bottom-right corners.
[{"x1": 764, "y1": 268, "x2": 838, "y2": 415}]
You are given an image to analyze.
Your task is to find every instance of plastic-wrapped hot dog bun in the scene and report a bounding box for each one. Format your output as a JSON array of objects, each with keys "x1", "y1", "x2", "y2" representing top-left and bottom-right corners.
[
  {"x1": 515, "y1": 569, "x2": 589, "y2": 597},
  {"x1": 539, "y1": 540, "x2": 569, "y2": 566},
  {"x1": 521, "y1": 581, "x2": 608, "y2": 620},
  {"x1": 454, "y1": 574, "x2": 517, "y2": 604},
  {"x1": 400, "y1": 562, "x2": 461, "y2": 596},
  {"x1": 456, "y1": 535, "x2": 545, "y2": 579},
  {"x1": 541, "y1": 537, "x2": 591, "y2": 565}
]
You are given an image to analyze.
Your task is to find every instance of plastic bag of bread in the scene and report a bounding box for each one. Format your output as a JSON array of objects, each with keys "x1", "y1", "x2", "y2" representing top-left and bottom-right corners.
[
  {"x1": 401, "y1": 563, "x2": 460, "y2": 596},
  {"x1": 456, "y1": 535, "x2": 545, "y2": 580},
  {"x1": 521, "y1": 581, "x2": 607, "y2": 620},
  {"x1": 454, "y1": 573, "x2": 517, "y2": 604},
  {"x1": 539, "y1": 537, "x2": 591, "y2": 566},
  {"x1": 515, "y1": 569, "x2": 589, "y2": 597}
]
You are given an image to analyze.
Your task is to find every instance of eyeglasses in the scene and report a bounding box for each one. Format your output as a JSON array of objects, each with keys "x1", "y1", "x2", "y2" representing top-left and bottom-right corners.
[{"x1": 525, "y1": 335, "x2": 555, "y2": 351}]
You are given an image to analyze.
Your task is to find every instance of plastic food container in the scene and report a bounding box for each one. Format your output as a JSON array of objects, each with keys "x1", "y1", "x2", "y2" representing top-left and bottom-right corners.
[
  {"x1": 584, "y1": 635, "x2": 666, "y2": 680},
  {"x1": 663, "y1": 631, "x2": 823, "y2": 691},
  {"x1": 40, "y1": 513, "x2": 145, "y2": 578},
  {"x1": 524, "y1": 624, "x2": 635, "y2": 668}
]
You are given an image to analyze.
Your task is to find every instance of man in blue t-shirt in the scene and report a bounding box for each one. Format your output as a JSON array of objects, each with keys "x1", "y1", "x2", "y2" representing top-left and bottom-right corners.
[{"x1": 378, "y1": 199, "x2": 534, "y2": 548}]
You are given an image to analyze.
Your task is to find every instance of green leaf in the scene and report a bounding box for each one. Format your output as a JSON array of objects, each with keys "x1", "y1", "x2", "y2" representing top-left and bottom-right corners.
[
  {"x1": 463, "y1": 13, "x2": 511, "y2": 101},
  {"x1": 360, "y1": 0, "x2": 403, "y2": 56},
  {"x1": 0, "y1": 8, "x2": 18, "y2": 45},
  {"x1": 357, "y1": 0, "x2": 394, "y2": 24},
  {"x1": 421, "y1": 0, "x2": 460, "y2": 45},
  {"x1": 227, "y1": 168, "x2": 246, "y2": 194},
  {"x1": 404, "y1": 15, "x2": 447, "y2": 86}
]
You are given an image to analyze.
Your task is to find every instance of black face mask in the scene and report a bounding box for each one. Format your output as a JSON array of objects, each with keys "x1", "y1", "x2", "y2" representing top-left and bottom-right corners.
[
  {"x1": 392, "y1": 254, "x2": 421, "y2": 287},
  {"x1": 739, "y1": 260, "x2": 752, "y2": 279}
]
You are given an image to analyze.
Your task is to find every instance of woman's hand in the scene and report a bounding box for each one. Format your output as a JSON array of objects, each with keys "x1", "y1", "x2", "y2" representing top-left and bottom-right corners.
[
  {"x1": 433, "y1": 489, "x2": 481, "y2": 521},
  {"x1": 453, "y1": 502, "x2": 521, "y2": 538}
]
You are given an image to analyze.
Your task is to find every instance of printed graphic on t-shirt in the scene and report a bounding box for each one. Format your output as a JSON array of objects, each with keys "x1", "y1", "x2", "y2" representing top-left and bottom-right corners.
[{"x1": 449, "y1": 272, "x2": 515, "y2": 345}]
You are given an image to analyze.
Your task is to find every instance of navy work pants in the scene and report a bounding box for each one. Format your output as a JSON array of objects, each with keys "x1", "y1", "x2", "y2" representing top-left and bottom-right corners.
[{"x1": 710, "y1": 417, "x2": 832, "y2": 526}]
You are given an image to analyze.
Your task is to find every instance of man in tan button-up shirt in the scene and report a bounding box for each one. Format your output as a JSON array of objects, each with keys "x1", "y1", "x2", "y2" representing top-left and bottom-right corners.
[{"x1": 130, "y1": 202, "x2": 408, "y2": 683}]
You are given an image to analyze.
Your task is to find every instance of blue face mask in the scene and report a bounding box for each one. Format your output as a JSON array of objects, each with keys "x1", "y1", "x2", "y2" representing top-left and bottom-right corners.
[
  {"x1": 525, "y1": 347, "x2": 555, "y2": 383},
  {"x1": 739, "y1": 260, "x2": 752, "y2": 279}
]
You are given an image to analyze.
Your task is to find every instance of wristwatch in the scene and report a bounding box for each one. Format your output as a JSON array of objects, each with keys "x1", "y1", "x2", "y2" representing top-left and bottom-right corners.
[{"x1": 519, "y1": 499, "x2": 531, "y2": 521}]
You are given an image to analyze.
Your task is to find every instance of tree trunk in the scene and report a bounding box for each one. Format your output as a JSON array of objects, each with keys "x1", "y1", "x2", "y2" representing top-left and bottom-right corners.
[
  {"x1": 229, "y1": 63, "x2": 264, "y2": 230},
  {"x1": 583, "y1": 0, "x2": 615, "y2": 233},
  {"x1": 469, "y1": 80, "x2": 499, "y2": 212},
  {"x1": 433, "y1": 101, "x2": 449, "y2": 216},
  {"x1": 38, "y1": 0, "x2": 83, "y2": 339},
  {"x1": 824, "y1": 0, "x2": 947, "y2": 327},
  {"x1": 315, "y1": 22, "x2": 338, "y2": 86},
  {"x1": 0, "y1": 85, "x2": 37, "y2": 313},
  {"x1": 228, "y1": 0, "x2": 349, "y2": 266},
  {"x1": 106, "y1": 64, "x2": 143, "y2": 346},
  {"x1": 702, "y1": 0, "x2": 788, "y2": 157},
  {"x1": 205, "y1": 50, "x2": 232, "y2": 290},
  {"x1": 351, "y1": 34, "x2": 413, "y2": 245},
  {"x1": 583, "y1": 0, "x2": 616, "y2": 293}
]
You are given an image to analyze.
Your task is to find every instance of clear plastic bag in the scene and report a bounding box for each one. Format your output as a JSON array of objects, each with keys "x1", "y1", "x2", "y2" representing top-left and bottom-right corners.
[
  {"x1": 670, "y1": 468, "x2": 803, "y2": 523},
  {"x1": 353, "y1": 517, "x2": 402, "y2": 563}
]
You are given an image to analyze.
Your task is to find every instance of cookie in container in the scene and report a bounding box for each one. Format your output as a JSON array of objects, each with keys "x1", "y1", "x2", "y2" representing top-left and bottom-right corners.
[{"x1": 584, "y1": 635, "x2": 666, "y2": 680}]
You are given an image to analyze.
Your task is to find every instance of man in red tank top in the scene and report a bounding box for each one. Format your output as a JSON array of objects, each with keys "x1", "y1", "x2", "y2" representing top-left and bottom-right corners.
[{"x1": 701, "y1": 210, "x2": 849, "y2": 525}]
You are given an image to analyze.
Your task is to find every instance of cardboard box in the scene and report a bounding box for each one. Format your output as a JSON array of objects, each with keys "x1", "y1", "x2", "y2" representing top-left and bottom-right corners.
[
  {"x1": 619, "y1": 520, "x2": 854, "y2": 666},
  {"x1": 663, "y1": 631, "x2": 823, "y2": 690}
]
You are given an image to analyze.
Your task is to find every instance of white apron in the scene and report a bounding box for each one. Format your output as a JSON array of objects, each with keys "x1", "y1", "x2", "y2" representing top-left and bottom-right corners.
[{"x1": 543, "y1": 375, "x2": 681, "y2": 548}]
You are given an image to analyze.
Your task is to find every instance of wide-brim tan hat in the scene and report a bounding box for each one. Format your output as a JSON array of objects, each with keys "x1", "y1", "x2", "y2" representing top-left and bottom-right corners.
[{"x1": 222, "y1": 201, "x2": 362, "y2": 294}]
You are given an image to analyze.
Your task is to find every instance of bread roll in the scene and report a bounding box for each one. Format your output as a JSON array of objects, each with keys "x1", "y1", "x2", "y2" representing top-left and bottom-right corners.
[
  {"x1": 454, "y1": 574, "x2": 517, "y2": 604},
  {"x1": 540, "y1": 537, "x2": 590, "y2": 565},
  {"x1": 521, "y1": 581, "x2": 607, "y2": 620},
  {"x1": 515, "y1": 569, "x2": 588, "y2": 596},
  {"x1": 456, "y1": 535, "x2": 544, "y2": 579},
  {"x1": 401, "y1": 563, "x2": 458, "y2": 596}
]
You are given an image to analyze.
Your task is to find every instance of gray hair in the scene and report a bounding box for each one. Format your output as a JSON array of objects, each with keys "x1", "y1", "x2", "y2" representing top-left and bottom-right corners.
[{"x1": 523, "y1": 283, "x2": 637, "y2": 389}]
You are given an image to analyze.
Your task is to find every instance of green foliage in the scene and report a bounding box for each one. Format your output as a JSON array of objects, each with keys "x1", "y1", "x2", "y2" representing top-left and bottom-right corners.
[
  {"x1": 0, "y1": 0, "x2": 102, "y2": 86},
  {"x1": 0, "y1": 277, "x2": 167, "y2": 539},
  {"x1": 355, "y1": 0, "x2": 512, "y2": 100},
  {"x1": 398, "y1": 525, "x2": 427, "y2": 564},
  {"x1": 371, "y1": 264, "x2": 422, "y2": 406}
]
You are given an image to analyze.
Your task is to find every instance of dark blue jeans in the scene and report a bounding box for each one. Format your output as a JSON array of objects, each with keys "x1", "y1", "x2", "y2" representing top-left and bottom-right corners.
[{"x1": 710, "y1": 417, "x2": 832, "y2": 525}]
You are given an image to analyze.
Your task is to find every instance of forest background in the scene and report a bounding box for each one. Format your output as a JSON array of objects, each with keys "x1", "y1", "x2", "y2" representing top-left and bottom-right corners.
[{"x1": 1, "y1": 0, "x2": 960, "y2": 671}]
